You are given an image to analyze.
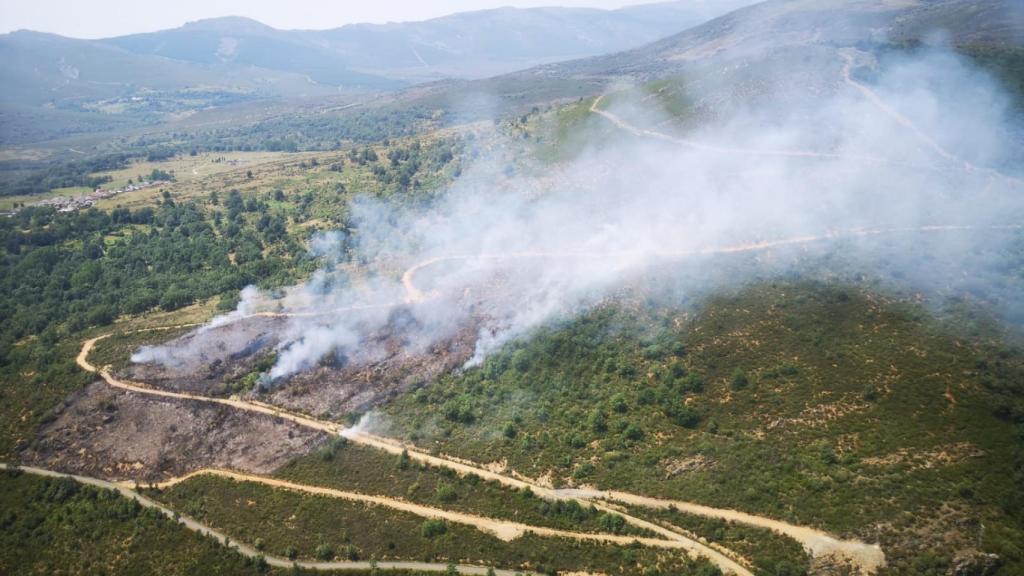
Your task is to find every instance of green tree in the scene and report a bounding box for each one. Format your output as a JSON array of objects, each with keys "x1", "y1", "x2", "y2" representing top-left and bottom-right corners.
[
  {"x1": 436, "y1": 483, "x2": 457, "y2": 503},
  {"x1": 314, "y1": 543, "x2": 334, "y2": 560},
  {"x1": 730, "y1": 368, "x2": 749, "y2": 391},
  {"x1": 421, "y1": 519, "x2": 448, "y2": 538},
  {"x1": 624, "y1": 423, "x2": 644, "y2": 441}
]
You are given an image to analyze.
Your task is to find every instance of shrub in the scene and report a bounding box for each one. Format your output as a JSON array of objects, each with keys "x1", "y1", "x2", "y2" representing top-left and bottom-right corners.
[
  {"x1": 436, "y1": 483, "x2": 457, "y2": 503},
  {"x1": 314, "y1": 544, "x2": 334, "y2": 560},
  {"x1": 611, "y1": 394, "x2": 628, "y2": 413},
  {"x1": 680, "y1": 373, "x2": 705, "y2": 394},
  {"x1": 668, "y1": 403, "x2": 701, "y2": 428},
  {"x1": 730, "y1": 368, "x2": 749, "y2": 391},
  {"x1": 397, "y1": 449, "x2": 410, "y2": 470},
  {"x1": 599, "y1": 512, "x2": 626, "y2": 533},
  {"x1": 421, "y1": 519, "x2": 448, "y2": 538}
]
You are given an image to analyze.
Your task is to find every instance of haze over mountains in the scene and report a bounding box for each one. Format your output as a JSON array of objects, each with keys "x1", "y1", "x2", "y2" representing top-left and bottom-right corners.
[
  {"x1": 0, "y1": 0, "x2": 1021, "y2": 150},
  {"x1": 106, "y1": 1, "x2": 760, "y2": 83},
  {"x1": 0, "y1": 0, "x2": 763, "y2": 147},
  {"x1": 0, "y1": 0, "x2": 757, "y2": 105},
  {"x1": 493, "y1": 0, "x2": 1023, "y2": 88}
]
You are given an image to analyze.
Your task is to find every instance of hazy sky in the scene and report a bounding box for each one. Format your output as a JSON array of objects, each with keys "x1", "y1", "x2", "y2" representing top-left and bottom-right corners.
[{"x1": 0, "y1": 0, "x2": 656, "y2": 38}]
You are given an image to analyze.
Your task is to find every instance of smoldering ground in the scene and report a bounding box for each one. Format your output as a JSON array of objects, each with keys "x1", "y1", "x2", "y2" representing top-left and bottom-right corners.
[{"x1": 132, "y1": 45, "x2": 1023, "y2": 408}]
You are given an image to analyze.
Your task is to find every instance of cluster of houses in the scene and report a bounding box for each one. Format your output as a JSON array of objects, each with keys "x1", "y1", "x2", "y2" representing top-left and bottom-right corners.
[{"x1": 33, "y1": 180, "x2": 168, "y2": 213}]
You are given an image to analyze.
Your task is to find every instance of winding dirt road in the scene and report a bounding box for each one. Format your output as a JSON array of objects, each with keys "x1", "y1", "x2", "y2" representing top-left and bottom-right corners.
[
  {"x1": 558, "y1": 488, "x2": 885, "y2": 573},
  {"x1": 75, "y1": 332, "x2": 898, "y2": 574},
  {"x1": 148, "y1": 467, "x2": 752, "y2": 574},
  {"x1": 76, "y1": 333, "x2": 753, "y2": 574},
  {"x1": 0, "y1": 463, "x2": 533, "y2": 575},
  {"x1": 589, "y1": 94, "x2": 888, "y2": 163},
  {"x1": 75, "y1": 219, "x2": 1024, "y2": 574},
  {"x1": 78, "y1": 335, "x2": 343, "y2": 435},
  {"x1": 589, "y1": 51, "x2": 1022, "y2": 188},
  {"x1": 397, "y1": 225, "x2": 1021, "y2": 305}
]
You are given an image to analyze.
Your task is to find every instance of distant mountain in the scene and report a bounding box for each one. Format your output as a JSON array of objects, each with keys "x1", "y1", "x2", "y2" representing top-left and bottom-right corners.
[
  {"x1": 0, "y1": 30, "x2": 225, "y2": 105},
  {"x1": 100, "y1": 1, "x2": 760, "y2": 83},
  {"x1": 432, "y1": 0, "x2": 1024, "y2": 117},
  {"x1": 104, "y1": 17, "x2": 399, "y2": 88},
  {"x1": 519, "y1": 0, "x2": 1024, "y2": 80},
  {"x1": 0, "y1": 0, "x2": 757, "y2": 144},
  {"x1": 298, "y1": 1, "x2": 760, "y2": 80}
]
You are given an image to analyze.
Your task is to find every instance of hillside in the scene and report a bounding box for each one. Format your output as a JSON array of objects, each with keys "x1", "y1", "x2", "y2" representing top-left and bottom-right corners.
[
  {"x1": 525, "y1": 0, "x2": 1024, "y2": 79},
  {"x1": 421, "y1": 0, "x2": 1024, "y2": 119},
  {"x1": 381, "y1": 281, "x2": 1024, "y2": 573},
  {"x1": 2, "y1": 0, "x2": 1024, "y2": 574},
  {"x1": 104, "y1": 2, "x2": 759, "y2": 83},
  {"x1": 0, "y1": 0, "x2": 754, "y2": 147}
]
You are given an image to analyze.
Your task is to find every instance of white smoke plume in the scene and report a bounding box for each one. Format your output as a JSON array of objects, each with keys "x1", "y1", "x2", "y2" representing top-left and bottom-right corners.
[{"x1": 137, "y1": 45, "x2": 1023, "y2": 386}]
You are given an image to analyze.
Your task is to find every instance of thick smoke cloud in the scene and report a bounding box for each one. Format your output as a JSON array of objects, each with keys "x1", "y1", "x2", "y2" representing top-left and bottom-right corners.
[{"x1": 137, "y1": 45, "x2": 1023, "y2": 385}]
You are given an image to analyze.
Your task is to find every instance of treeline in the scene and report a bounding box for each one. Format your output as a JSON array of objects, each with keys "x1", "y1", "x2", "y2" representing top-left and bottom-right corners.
[
  {"x1": 0, "y1": 154, "x2": 130, "y2": 197},
  {"x1": 153, "y1": 104, "x2": 445, "y2": 157},
  {"x1": 2, "y1": 103, "x2": 449, "y2": 201}
]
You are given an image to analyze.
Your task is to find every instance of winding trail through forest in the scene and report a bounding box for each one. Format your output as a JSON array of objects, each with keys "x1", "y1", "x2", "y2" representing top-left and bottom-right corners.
[
  {"x1": 0, "y1": 463, "x2": 536, "y2": 575},
  {"x1": 78, "y1": 335, "x2": 343, "y2": 435},
  {"x1": 839, "y1": 52, "x2": 954, "y2": 162}
]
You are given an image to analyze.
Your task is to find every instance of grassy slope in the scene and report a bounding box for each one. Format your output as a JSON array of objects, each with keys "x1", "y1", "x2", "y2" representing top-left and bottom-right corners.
[{"x1": 382, "y1": 281, "x2": 1024, "y2": 574}]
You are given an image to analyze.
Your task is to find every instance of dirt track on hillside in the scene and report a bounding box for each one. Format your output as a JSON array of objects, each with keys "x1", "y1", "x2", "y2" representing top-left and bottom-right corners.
[
  {"x1": 148, "y1": 466, "x2": 752, "y2": 574},
  {"x1": 0, "y1": 464, "x2": 536, "y2": 575},
  {"x1": 75, "y1": 218, "x2": 1024, "y2": 574},
  {"x1": 78, "y1": 334, "x2": 756, "y2": 574},
  {"x1": 76, "y1": 331, "x2": 890, "y2": 574}
]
